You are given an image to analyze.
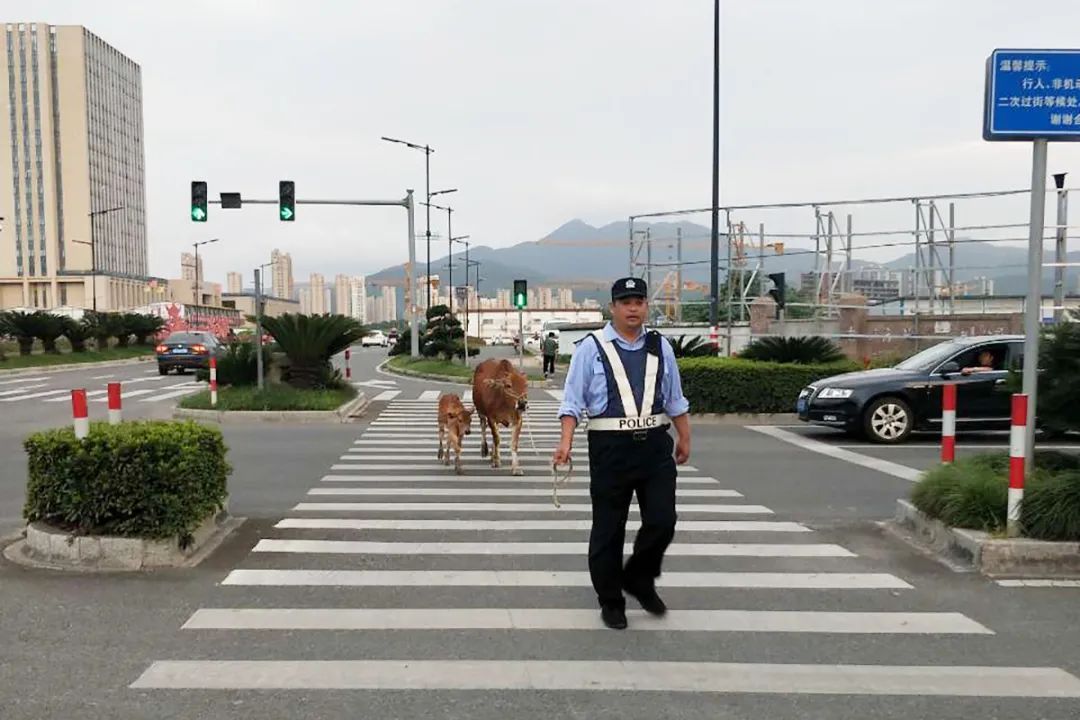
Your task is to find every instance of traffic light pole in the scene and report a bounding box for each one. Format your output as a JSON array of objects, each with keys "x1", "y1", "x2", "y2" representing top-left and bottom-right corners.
[
  {"x1": 518, "y1": 308, "x2": 524, "y2": 370},
  {"x1": 207, "y1": 193, "x2": 421, "y2": 358},
  {"x1": 254, "y1": 268, "x2": 265, "y2": 390}
]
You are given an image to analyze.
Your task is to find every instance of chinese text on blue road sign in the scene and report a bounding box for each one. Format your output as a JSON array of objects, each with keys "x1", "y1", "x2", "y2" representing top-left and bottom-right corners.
[{"x1": 984, "y1": 49, "x2": 1080, "y2": 141}]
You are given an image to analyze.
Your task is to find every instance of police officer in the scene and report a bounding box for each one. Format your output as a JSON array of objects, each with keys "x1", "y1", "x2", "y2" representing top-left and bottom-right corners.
[{"x1": 553, "y1": 277, "x2": 691, "y2": 630}]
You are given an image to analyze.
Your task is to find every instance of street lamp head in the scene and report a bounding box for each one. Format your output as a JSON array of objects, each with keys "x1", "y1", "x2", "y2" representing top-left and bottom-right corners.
[{"x1": 431, "y1": 188, "x2": 458, "y2": 197}]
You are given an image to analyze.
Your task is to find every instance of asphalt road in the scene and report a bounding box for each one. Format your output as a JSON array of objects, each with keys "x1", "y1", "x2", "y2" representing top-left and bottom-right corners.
[{"x1": 2, "y1": 349, "x2": 1079, "y2": 718}]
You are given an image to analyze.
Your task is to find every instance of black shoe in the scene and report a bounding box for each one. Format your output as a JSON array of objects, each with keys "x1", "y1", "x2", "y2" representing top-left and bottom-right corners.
[
  {"x1": 601, "y1": 605, "x2": 628, "y2": 630},
  {"x1": 623, "y1": 581, "x2": 667, "y2": 616}
]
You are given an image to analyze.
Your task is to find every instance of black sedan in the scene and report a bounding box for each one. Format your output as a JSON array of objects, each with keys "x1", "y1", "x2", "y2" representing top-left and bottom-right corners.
[
  {"x1": 797, "y1": 335, "x2": 1025, "y2": 443},
  {"x1": 155, "y1": 331, "x2": 226, "y2": 375}
]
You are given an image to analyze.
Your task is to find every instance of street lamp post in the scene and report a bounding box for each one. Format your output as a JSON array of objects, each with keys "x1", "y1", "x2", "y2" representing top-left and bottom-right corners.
[
  {"x1": 382, "y1": 136, "x2": 438, "y2": 310},
  {"x1": 72, "y1": 205, "x2": 125, "y2": 312},
  {"x1": 192, "y1": 238, "x2": 220, "y2": 330},
  {"x1": 254, "y1": 260, "x2": 274, "y2": 390}
]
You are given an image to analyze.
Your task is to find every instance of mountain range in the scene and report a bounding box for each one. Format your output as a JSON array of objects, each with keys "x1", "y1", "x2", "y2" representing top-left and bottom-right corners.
[{"x1": 365, "y1": 219, "x2": 1079, "y2": 300}]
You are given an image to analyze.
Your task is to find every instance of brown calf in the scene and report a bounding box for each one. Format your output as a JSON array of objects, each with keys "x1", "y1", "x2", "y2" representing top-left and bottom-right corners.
[
  {"x1": 471, "y1": 358, "x2": 529, "y2": 475},
  {"x1": 437, "y1": 393, "x2": 473, "y2": 474}
]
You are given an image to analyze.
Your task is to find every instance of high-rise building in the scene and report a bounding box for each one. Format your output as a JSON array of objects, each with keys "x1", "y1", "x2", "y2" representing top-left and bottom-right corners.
[
  {"x1": 298, "y1": 287, "x2": 312, "y2": 315},
  {"x1": 0, "y1": 24, "x2": 149, "y2": 310},
  {"x1": 180, "y1": 252, "x2": 202, "y2": 283},
  {"x1": 539, "y1": 287, "x2": 554, "y2": 309},
  {"x1": 226, "y1": 272, "x2": 243, "y2": 295},
  {"x1": 365, "y1": 295, "x2": 377, "y2": 324},
  {"x1": 496, "y1": 289, "x2": 512, "y2": 308},
  {"x1": 308, "y1": 273, "x2": 328, "y2": 314},
  {"x1": 349, "y1": 276, "x2": 367, "y2": 323},
  {"x1": 380, "y1": 285, "x2": 398, "y2": 322},
  {"x1": 333, "y1": 274, "x2": 351, "y2": 316},
  {"x1": 270, "y1": 249, "x2": 293, "y2": 299},
  {"x1": 557, "y1": 287, "x2": 574, "y2": 308}
]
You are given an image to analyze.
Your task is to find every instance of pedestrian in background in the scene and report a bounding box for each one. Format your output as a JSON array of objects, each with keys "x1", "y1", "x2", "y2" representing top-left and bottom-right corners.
[{"x1": 542, "y1": 332, "x2": 559, "y2": 377}]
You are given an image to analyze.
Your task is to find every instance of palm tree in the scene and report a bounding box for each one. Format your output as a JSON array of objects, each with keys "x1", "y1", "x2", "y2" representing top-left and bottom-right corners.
[
  {"x1": 82, "y1": 311, "x2": 114, "y2": 350},
  {"x1": 107, "y1": 313, "x2": 131, "y2": 348},
  {"x1": 0, "y1": 311, "x2": 44, "y2": 355},
  {"x1": 61, "y1": 316, "x2": 92, "y2": 353},
  {"x1": 739, "y1": 336, "x2": 845, "y2": 364},
  {"x1": 669, "y1": 334, "x2": 715, "y2": 358},
  {"x1": 261, "y1": 313, "x2": 367, "y2": 389},
  {"x1": 126, "y1": 313, "x2": 165, "y2": 346},
  {"x1": 33, "y1": 312, "x2": 67, "y2": 354}
]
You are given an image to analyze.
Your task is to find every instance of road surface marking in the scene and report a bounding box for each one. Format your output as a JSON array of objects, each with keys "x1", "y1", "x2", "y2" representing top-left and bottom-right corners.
[
  {"x1": 92, "y1": 383, "x2": 194, "y2": 402},
  {"x1": 0, "y1": 376, "x2": 48, "y2": 386},
  {"x1": 0, "y1": 384, "x2": 48, "y2": 397},
  {"x1": 292, "y1": 501, "x2": 771, "y2": 514},
  {"x1": 317, "y1": 474, "x2": 716, "y2": 485},
  {"x1": 44, "y1": 388, "x2": 108, "y2": 402},
  {"x1": 330, "y1": 463, "x2": 699, "y2": 472},
  {"x1": 252, "y1": 539, "x2": 854, "y2": 557},
  {"x1": 417, "y1": 390, "x2": 442, "y2": 400},
  {"x1": 0, "y1": 389, "x2": 70, "y2": 402},
  {"x1": 131, "y1": 660, "x2": 1080, "y2": 695},
  {"x1": 91, "y1": 374, "x2": 116, "y2": 380},
  {"x1": 996, "y1": 579, "x2": 1080, "y2": 588},
  {"x1": 139, "y1": 385, "x2": 205, "y2": 403},
  {"x1": 306, "y1": 486, "x2": 742, "y2": 498},
  {"x1": 372, "y1": 390, "x2": 401, "y2": 401},
  {"x1": 274, "y1": 518, "x2": 811, "y2": 532},
  {"x1": 181, "y1": 608, "x2": 989, "y2": 634},
  {"x1": 220, "y1": 569, "x2": 911, "y2": 589},
  {"x1": 748, "y1": 426, "x2": 922, "y2": 482}
]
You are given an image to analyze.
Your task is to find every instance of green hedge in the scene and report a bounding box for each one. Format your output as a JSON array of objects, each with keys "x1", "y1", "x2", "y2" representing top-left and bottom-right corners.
[
  {"x1": 911, "y1": 451, "x2": 1080, "y2": 540},
  {"x1": 23, "y1": 421, "x2": 230, "y2": 543},
  {"x1": 677, "y1": 357, "x2": 859, "y2": 414}
]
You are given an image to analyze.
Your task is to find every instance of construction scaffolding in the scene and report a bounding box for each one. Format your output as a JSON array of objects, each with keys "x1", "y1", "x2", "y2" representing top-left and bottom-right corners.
[{"x1": 628, "y1": 183, "x2": 1080, "y2": 331}]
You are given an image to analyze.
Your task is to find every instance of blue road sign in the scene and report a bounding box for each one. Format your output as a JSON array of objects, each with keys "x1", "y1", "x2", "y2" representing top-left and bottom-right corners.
[{"x1": 984, "y1": 49, "x2": 1080, "y2": 141}]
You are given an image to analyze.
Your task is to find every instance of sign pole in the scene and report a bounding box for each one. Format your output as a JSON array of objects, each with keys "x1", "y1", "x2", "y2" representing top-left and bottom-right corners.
[{"x1": 1021, "y1": 138, "x2": 1048, "y2": 476}]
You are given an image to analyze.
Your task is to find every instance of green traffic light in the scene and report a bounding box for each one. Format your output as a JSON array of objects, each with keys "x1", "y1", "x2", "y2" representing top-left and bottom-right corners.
[
  {"x1": 280, "y1": 206, "x2": 294, "y2": 221},
  {"x1": 191, "y1": 206, "x2": 206, "y2": 222}
]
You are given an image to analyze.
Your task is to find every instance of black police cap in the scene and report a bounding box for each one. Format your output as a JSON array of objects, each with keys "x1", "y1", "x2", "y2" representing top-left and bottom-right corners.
[{"x1": 611, "y1": 277, "x2": 648, "y2": 301}]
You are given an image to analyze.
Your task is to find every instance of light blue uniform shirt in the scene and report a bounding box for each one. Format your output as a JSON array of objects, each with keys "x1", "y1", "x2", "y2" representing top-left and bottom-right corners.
[{"x1": 556, "y1": 323, "x2": 690, "y2": 422}]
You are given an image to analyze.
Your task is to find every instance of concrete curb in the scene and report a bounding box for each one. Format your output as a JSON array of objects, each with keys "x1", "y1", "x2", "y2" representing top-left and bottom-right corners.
[
  {"x1": 171, "y1": 391, "x2": 369, "y2": 424},
  {"x1": 382, "y1": 359, "x2": 552, "y2": 388},
  {"x1": 891, "y1": 498, "x2": 1080, "y2": 577},
  {"x1": 2, "y1": 511, "x2": 244, "y2": 572},
  {"x1": 689, "y1": 412, "x2": 798, "y2": 425},
  {"x1": 0, "y1": 354, "x2": 153, "y2": 377}
]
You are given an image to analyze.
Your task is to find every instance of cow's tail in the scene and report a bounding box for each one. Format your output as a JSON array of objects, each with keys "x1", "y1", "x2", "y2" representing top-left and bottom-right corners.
[{"x1": 479, "y1": 415, "x2": 490, "y2": 458}]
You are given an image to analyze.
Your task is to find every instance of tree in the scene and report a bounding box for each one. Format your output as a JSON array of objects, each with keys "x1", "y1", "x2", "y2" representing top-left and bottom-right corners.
[
  {"x1": 126, "y1": 313, "x2": 165, "y2": 346},
  {"x1": 1028, "y1": 314, "x2": 1080, "y2": 434},
  {"x1": 0, "y1": 311, "x2": 44, "y2": 355},
  {"x1": 422, "y1": 304, "x2": 466, "y2": 361},
  {"x1": 739, "y1": 336, "x2": 844, "y2": 364},
  {"x1": 668, "y1": 334, "x2": 715, "y2": 358},
  {"x1": 82, "y1": 311, "x2": 114, "y2": 350},
  {"x1": 61, "y1": 316, "x2": 92, "y2": 353},
  {"x1": 261, "y1": 313, "x2": 367, "y2": 389}
]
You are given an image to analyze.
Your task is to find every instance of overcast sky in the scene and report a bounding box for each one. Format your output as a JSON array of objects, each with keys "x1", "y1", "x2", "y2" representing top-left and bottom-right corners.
[{"x1": 16, "y1": 0, "x2": 1080, "y2": 284}]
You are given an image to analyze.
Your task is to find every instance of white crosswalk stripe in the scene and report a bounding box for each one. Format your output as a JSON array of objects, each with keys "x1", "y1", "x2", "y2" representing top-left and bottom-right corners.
[
  {"x1": 132, "y1": 396, "x2": 1080, "y2": 703},
  {"x1": 372, "y1": 390, "x2": 401, "y2": 401},
  {"x1": 0, "y1": 388, "x2": 70, "y2": 402},
  {"x1": 0, "y1": 383, "x2": 48, "y2": 397}
]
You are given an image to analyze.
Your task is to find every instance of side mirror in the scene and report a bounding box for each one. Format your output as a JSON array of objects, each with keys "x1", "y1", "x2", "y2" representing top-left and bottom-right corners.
[{"x1": 939, "y1": 361, "x2": 960, "y2": 377}]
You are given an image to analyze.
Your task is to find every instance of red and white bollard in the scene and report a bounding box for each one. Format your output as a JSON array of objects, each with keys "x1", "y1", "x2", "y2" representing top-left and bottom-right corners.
[
  {"x1": 940, "y1": 383, "x2": 957, "y2": 464},
  {"x1": 1007, "y1": 393, "x2": 1028, "y2": 537},
  {"x1": 107, "y1": 382, "x2": 122, "y2": 425},
  {"x1": 210, "y1": 356, "x2": 218, "y2": 407},
  {"x1": 71, "y1": 389, "x2": 89, "y2": 439},
  {"x1": 345, "y1": 347, "x2": 352, "y2": 380}
]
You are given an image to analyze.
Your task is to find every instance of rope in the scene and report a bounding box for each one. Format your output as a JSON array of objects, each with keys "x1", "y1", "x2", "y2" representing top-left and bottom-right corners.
[{"x1": 551, "y1": 456, "x2": 573, "y2": 508}]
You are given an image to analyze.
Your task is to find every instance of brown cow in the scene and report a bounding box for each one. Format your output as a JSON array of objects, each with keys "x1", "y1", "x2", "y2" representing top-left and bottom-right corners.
[
  {"x1": 437, "y1": 393, "x2": 473, "y2": 474},
  {"x1": 472, "y1": 358, "x2": 529, "y2": 475}
]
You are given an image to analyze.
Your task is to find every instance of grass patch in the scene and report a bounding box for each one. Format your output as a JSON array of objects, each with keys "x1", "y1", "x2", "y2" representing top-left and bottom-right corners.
[
  {"x1": 179, "y1": 383, "x2": 357, "y2": 411},
  {"x1": 0, "y1": 345, "x2": 153, "y2": 369},
  {"x1": 388, "y1": 354, "x2": 543, "y2": 381},
  {"x1": 912, "y1": 451, "x2": 1080, "y2": 540}
]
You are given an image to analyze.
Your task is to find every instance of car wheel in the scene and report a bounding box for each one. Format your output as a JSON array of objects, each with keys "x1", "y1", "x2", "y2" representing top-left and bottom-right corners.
[
  {"x1": 158, "y1": 365, "x2": 169, "y2": 376},
  {"x1": 863, "y1": 396, "x2": 913, "y2": 444}
]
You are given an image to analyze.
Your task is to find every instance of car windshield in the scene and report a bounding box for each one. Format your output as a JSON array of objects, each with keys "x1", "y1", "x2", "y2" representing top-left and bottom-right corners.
[
  {"x1": 893, "y1": 342, "x2": 964, "y2": 371},
  {"x1": 164, "y1": 333, "x2": 206, "y2": 344}
]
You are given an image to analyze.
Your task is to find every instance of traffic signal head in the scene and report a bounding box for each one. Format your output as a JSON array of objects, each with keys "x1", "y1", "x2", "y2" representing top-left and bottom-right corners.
[
  {"x1": 767, "y1": 272, "x2": 786, "y2": 309},
  {"x1": 279, "y1": 180, "x2": 295, "y2": 221},
  {"x1": 513, "y1": 279, "x2": 527, "y2": 309},
  {"x1": 191, "y1": 181, "x2": 207, "y2": 222}
]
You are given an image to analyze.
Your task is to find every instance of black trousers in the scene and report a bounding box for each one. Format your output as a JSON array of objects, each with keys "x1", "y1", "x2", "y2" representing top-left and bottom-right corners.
[
  {"x1": 543, "y1": 354, "x2": 556, "y2": 375},
  {"x1": 586, "y1": 427, "x2": 677, "y2": 609}
]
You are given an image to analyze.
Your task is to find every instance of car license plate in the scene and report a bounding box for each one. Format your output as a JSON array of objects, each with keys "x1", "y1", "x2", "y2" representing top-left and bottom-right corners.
[
  {"x1": 171, "y1": 348, "x2": 188, "y2": 354},
  {"x1": 796, "y1": 398, "x2": 807, "y2": 414}
]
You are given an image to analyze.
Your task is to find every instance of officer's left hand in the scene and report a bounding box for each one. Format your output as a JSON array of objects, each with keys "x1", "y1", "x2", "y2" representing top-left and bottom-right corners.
[{"x1": 675, "y1": 436, "x2": 690, "y2": 465}]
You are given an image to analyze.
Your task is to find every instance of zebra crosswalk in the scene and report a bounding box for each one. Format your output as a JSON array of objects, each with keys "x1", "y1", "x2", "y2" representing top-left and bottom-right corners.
[
  {"x1": 130, "y1": 397, "x2": 1080, "y2": 705},
  {"x1": 0, "y1": 372, "x2": 204, "y2": 405},
  {"x1": 369, "y1": 388, "x2": 568, "y2": 403}
]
